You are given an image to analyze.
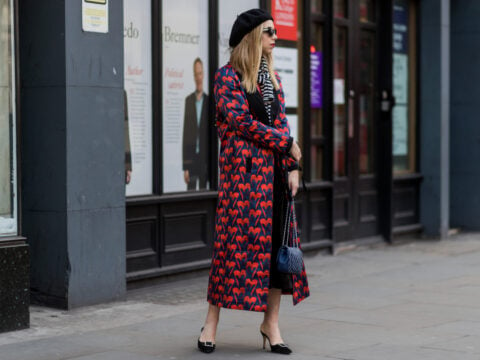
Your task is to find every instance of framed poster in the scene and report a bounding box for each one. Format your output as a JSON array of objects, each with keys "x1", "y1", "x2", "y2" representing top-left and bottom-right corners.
[
  {"x1": 124, "y1": 0, "x2": 153, "y2": 196},
  {"x1": 162, "y1": 0, "x2": 209, "y2": 193},
  {"x1": 274, "y1": 47, "x2": 298, "y2": 108}
]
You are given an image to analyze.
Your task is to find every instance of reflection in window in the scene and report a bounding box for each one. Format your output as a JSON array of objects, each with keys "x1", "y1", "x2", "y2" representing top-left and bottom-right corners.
[
  {"x1": 359, "y1": 31, "x2": 376, "y2": 174},
  {"x1": 0, "y1": 0, "x2": 16, "y2": 235}
]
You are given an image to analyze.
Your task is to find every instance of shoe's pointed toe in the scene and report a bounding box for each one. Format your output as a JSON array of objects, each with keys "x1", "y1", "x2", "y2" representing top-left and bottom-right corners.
[{"x1": 197, "y1": 327, "x2": 216, "y2": 354}]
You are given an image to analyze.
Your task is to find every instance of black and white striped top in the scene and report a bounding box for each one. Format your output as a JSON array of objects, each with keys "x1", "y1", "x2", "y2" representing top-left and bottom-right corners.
[{"x1": 257, "y1": 57, "x2": 275, "y2": 126}]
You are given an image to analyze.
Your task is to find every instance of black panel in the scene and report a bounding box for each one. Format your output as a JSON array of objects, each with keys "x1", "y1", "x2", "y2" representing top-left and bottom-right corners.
[
  {"x1": 393, "y1": 174, "x2": 421, "y2": 228},
  {"x1": 309, "y1": 189, "x2": 331, "y2": 241},
  {"x1": 126, "y1": 204, "x2": 160, "y2": 274},
  {"x1": 160, "y1": 198, "x2": 215, "y2": 267},
  {"x1": 164, "y1": 212, "x2": 207, "y2": 253}
]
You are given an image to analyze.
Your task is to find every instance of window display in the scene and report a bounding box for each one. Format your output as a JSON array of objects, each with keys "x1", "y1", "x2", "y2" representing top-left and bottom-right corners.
[
  {"x1": 124, "y1": 0, "x2": 153, "y2": 196},
  {"x1": 0, "y1": 0, "x2": 16, "y2": 235},
  {"x1": 162, "y1": 0, "x2": 210, "y2": 192}
]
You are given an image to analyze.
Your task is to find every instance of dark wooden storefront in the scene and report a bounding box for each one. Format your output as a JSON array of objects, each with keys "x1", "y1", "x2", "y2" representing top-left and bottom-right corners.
[{"x1": 126, "y1": 0, "x2": 422, "y2": 284}]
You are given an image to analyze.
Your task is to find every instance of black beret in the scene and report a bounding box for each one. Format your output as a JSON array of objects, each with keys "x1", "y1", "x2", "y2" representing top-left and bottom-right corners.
[{"x1": 229, "y1": 9, "x2": 273, "y2": 48}]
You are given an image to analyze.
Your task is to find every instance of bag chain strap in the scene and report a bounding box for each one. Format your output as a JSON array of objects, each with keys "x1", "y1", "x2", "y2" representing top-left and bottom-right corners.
[{"x1": 281, "y1": 197, "x2": 299, "y2": 248}]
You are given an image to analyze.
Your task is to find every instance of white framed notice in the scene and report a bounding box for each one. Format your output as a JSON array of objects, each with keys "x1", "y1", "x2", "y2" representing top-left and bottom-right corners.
[
  {"x1": 274, "y1": 47, "x2": 298, "y2": 108},
  {"x1": 393, "y1": 105, "x2": 408, "y2": 156},
  {"x1": 393, "y1": 53, "x2": 408, "y2": 104},
  {"x1": 333, "y1": 78, "x2": 345, "y2": 105},
  {"x1": 82, "y1": 0, "x2": 109, "y2": 33},
  {"x1": 287, "y1": 114, "x2": 298, "y2": 142},
  {"x1": 124, "y1": 0, "x2": 153, "y2": 196}
]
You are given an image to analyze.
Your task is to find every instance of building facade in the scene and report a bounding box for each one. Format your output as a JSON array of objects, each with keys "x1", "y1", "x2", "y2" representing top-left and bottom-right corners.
[{"x1": 1, "y1": 0, "x2": 479, "y2": 333}]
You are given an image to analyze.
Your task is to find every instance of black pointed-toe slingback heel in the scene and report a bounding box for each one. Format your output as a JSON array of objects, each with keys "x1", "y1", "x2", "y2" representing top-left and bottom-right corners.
[
  {"x1": 198, "y1": 327, "x2": 216, "y2": 354},
  {"x1": 260, "y1": 330, "x2": 292, "y2": 355}
]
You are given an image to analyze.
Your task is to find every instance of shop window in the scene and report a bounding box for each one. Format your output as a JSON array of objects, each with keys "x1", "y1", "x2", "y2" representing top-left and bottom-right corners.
[
  {"x1": 392, "y1": 0, "x2": 417, "y2": 173},
  {"x1": 310, "y1": 21, "x2": 324, "y2": 181},
  {"x1": 124, "y1": 0, "x2": 153, "y2": 196},
  {"x1": 162, "y1": 0, "x2": 210, "y2": 193},
  {"x1": 0, "y1": 0, "x2": 17, "y2": 236}
]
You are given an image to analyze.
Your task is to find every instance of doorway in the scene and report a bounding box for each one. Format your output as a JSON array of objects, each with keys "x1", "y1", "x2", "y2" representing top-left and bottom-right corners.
[{"x1": 332, "y1": 0, "x2": 382, "y2": 241}]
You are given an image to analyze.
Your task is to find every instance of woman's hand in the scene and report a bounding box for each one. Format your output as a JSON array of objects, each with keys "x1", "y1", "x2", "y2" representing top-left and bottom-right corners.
[
  {"x1": 288, "y1": 170, "x2": 300, "y2": 197},
  {"x1": 290, "y1": 141, "x2": 302, "y2": 162}
]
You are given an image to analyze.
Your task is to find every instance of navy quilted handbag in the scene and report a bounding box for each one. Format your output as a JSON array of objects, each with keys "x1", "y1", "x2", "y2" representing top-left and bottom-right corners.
[{"x1": 277, "y1": 196, "x2": 303, "y2": 275}]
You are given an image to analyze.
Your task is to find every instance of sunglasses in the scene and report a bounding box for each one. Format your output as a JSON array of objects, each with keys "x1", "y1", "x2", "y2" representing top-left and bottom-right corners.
[{"x1": 262, "y1": 27, "x2": 277, "y2": 37}]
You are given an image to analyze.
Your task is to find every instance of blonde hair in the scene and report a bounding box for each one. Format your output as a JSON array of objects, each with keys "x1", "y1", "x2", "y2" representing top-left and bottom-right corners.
[{"x1": 230, "y1": 23, "x2": 279, "y2": 93}]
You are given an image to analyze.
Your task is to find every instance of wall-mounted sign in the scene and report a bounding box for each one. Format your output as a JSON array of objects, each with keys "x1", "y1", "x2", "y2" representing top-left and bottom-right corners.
[
  {"x1": 310, "y1": 51, "x2": 322, "y2": 108},
  {"x1": 82, "y1": 0, "x2": 109, "y2": 33},
  {"x1": 274, "y1": 47, "x2": 298, "y2": 108},
  {"x1": 271, "y1": 0, "x2": 297, "y2": 41}
]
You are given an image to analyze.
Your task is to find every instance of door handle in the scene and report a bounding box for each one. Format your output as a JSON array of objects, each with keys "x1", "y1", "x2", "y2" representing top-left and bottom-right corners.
[{"x1": 348, "y1": 90, "x2": 355, "y2": 139}]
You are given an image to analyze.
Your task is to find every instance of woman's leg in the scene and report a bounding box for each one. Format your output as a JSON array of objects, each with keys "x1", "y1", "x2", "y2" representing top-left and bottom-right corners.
[
  {"x1": 200, "y1": 303, "x2": 221, "y2": 342},
  {"x1": 260, "y1": 288, "x2": 284, "y2": 344}
]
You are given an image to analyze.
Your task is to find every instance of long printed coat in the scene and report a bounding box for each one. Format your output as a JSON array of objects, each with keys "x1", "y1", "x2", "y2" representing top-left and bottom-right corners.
[{"x1": 207, "y1": 64, "x2": 310, "y2": 312}]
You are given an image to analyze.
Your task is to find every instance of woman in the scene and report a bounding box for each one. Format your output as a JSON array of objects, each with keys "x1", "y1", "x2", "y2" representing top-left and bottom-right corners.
[{"x1": 198, "y1": 8, "x2": 309, "y2": 355}]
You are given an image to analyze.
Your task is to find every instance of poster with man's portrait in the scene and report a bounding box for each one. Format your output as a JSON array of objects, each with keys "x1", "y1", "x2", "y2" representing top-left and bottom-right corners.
[{"x1": 162, "y1": 0, "x2": 209, "y2": 193}]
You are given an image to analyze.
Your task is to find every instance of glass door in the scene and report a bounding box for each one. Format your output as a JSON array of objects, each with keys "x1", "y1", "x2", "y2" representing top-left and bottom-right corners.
[{"x1": 333, "y1": 0, "x2": 380, "y2": 241}]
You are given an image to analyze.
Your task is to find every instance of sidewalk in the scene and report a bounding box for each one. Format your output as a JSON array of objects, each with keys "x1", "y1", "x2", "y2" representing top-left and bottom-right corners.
[{"x1": 2, "y1": 233, "x2": 480, "y2": 359}]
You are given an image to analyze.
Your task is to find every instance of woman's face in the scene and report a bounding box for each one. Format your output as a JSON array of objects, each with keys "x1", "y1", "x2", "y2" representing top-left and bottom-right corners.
[{"x1": 261, "y1": 20, "x2": 277, "y2": 56}]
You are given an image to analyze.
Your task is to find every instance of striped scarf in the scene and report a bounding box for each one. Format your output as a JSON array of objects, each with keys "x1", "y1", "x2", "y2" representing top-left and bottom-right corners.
[{"x1": 257, "y1": 57, "x2": 274, "y2": 125}]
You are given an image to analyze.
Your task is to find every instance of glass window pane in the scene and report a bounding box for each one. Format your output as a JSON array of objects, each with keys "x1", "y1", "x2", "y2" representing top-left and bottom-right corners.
[
  {"x1": 0, "y1": 0, "x2": 16, "y2": 236},
  {"x1": 333, "y1": 26, "x2": 347, "y2": 177},
  {"x1": 334, "y1": 0, "x2": 347, "y2": 18},
  {"x1": 310, "y1": 24, "x2": 323, "y2": 137},
  {"x1": 392, "y1": 0, "x2": 415, "y2": 173},
  {"x1": 162, "y1": 0, "x2": 210, "y2": 193},
  {"x1": 359, "y1": 31, "x2": 376, "y2": 174},
  {"x1": 124, "y1": 0, "x2": 153, "y2": 196},
  {"x1": 311, "y1": 0, "x2": 323, "y2": 14},
  {"x1": 311, "y1": 146, "x2": 323, "y2": 181},
  {"x1": 359, "y1": 0, "x2": 375, "y2": 23},
  {"x1": 310, "y1": 23, "x2": 323, "y2": 181}
]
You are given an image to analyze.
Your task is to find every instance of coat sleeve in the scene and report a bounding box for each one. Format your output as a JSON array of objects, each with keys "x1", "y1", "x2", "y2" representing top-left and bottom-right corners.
[
  {"x1": 273, "y1": 73, "x2": 299, "y2": 172},
  {"x1": 214, "y1": 67, "x2": 293, "y2": 154}
]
